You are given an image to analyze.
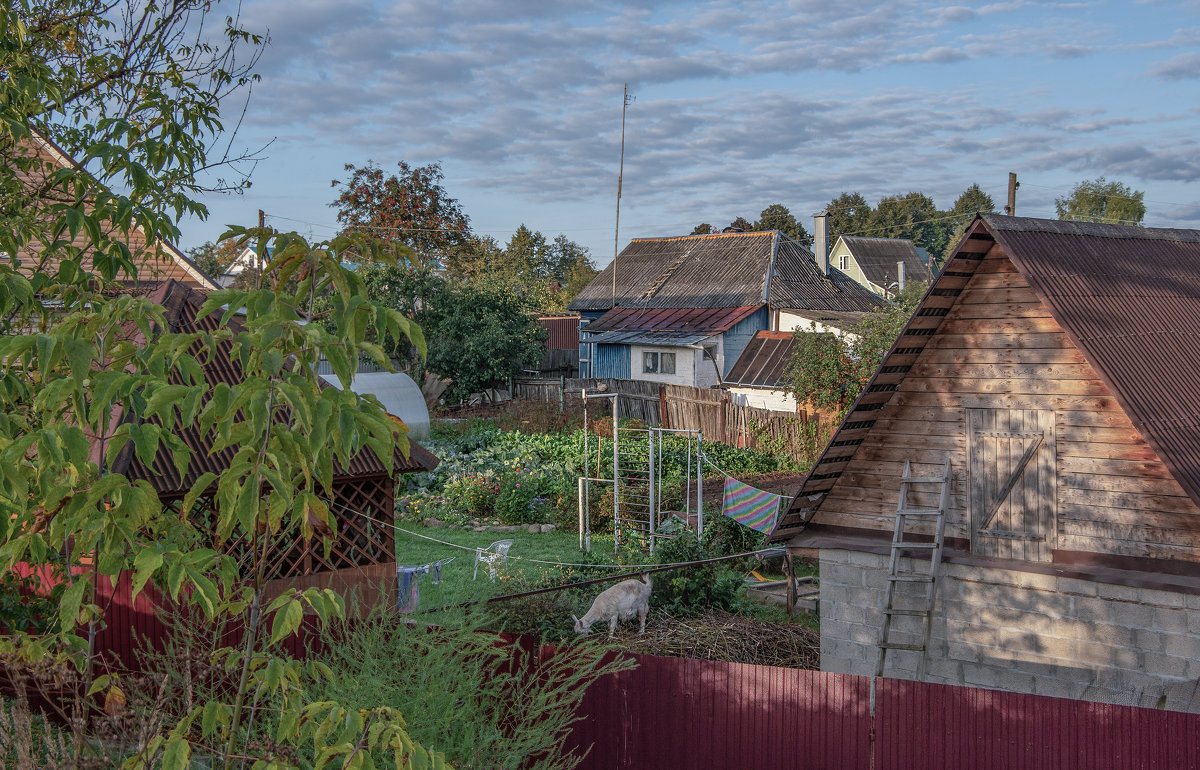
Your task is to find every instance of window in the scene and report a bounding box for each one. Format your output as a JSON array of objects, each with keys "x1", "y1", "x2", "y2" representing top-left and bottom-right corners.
[
  {"x1": 702, "y1": 345, "x2": 717, "y2": 361},
  {"x1": 838, "y1": 254, "x2": 849, "y2": 271},
  {"x1": 642, "y1": 351, "x2": 676, "y2": 374}
]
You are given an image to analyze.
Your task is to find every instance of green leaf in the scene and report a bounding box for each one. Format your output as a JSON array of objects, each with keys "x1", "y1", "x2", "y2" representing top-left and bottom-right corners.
[
  {"x1": 161, "y1": 736, "x2": 191, "y2": 770},
  {"x1": 59, "y1": 577, "x2": 87, "y2": 629},
  {"x1": 270, "y1": 598, "x2": 303, "y2": 644},
  {"x1": 131, "y1": 546, "x2": 164, "y2": 600}
]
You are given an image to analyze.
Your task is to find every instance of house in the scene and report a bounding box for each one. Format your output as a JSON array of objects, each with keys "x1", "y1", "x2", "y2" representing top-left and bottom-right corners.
[
  {"x1": 6, "y1": 130, "x2": 218, "y2": 290},
  {"x1": 216, "y1": 244, "x2": 269, "y2": 287},
  {"x1": 830, "y1": 235, "x2": 930, "y2": 298},
  {"x1": 567, "y1": 230, "x2": 885, "y2": 386},
  {"x1": 116, "y1": 280, "x2": 439, "y2": 579},
  {"x1": 771, "y1": 214, "x2": 1200, "y2": 711},
  {"x1": 723, "y1": 331, "x2": 799, "y2": 412}
]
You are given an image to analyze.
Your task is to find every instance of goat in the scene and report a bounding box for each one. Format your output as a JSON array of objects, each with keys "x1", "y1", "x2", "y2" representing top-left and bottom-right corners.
[{"x1": 572, "y1": 574, "x2": 652, "y2": 637}]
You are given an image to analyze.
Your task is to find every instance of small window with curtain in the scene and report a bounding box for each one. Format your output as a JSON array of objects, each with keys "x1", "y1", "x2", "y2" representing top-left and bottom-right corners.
[{"x1": 643, "y1": 351, "x2": 676, "y2": 374}]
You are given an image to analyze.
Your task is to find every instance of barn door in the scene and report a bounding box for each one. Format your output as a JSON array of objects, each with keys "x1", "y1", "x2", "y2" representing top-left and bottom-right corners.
[{"x1": 968, "y1": 408, "x2": 1056, "y2": 561}]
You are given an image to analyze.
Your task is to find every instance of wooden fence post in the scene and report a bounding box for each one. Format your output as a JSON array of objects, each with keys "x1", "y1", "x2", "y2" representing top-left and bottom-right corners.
[{"x1": 659, "y1": 385, "x2": 669, "y2": 429}]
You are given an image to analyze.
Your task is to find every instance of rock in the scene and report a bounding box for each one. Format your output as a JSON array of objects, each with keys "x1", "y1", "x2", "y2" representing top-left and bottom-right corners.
[
  {"x1": 528, "y1": 524, "x2": 540, "y2": 534},
  {"x1": 540, "y1": 524, "x2": 556, "y2": 534},
  {"x1": 424, "y1": 518, "x2": 444, "y2": 528},
  {"x1": 474, "y1": 526, "x2": 486, "y2": 532}
]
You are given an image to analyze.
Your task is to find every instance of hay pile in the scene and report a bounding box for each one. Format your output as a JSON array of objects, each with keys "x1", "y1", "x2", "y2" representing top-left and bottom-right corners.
[{"x1": 617, "y1": 609, "x2": 819, "y2": 669}]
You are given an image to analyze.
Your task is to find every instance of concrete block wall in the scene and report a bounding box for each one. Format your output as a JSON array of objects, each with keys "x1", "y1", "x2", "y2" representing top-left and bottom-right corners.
[{"x1": 819, "y1": 549, "x2": 1200, "y2": 712}]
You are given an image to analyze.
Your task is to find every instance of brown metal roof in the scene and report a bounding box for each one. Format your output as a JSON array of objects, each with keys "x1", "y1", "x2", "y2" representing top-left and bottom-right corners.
[
  {"x1": 584, "y1": 305, "x2": 763, "y2": 334},
  {"x1": 983, "y1": 214, "x2": 1200, "y2": 507},
  {"x1": 768, "y1": 214, "x2": 1200, "y2": 541},
  {"x1": 568, "y1": 230, "x2": 885, "y2": 314},
  {"x1": 838, "y1": 236, "x2": 931, "y2": 288},
  {"x1": 116, "y1": 280, "x2": 437, "y2": 496},
  {"x1": 724, "y1": 331, "x2": 797, "y2": 389}
]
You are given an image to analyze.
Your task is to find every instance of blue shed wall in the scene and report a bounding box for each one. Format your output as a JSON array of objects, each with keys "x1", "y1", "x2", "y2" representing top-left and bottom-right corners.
[
  {"x1": 594, "y1": 343, "x2": 631, "y2": 379},
  {"x1": 721, "y1": 307, "x2": 769, "y2": 376}
]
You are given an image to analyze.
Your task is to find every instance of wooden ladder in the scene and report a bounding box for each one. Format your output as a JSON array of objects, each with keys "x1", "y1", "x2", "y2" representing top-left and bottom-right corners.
[{"x1": 875, "y1": 458, "x2": 951, "y2": 679}]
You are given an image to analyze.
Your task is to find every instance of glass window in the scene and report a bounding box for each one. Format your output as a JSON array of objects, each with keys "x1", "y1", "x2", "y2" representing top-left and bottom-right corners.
[
  {"x1": 660, "y1": 352, "x2": 676, "y2": 374},
  {"x1": 702, "y1": 345, "x2": 716, "y2": 361},
  {"x1": 643, "y1": 352, "x2": 658, "y2": 373},
  {"x1": 642, "y1": 351, "x2": 676, "y2": 374},
  {"x1": 838, "y1": 255, "x2": 849, "y2": 271}
]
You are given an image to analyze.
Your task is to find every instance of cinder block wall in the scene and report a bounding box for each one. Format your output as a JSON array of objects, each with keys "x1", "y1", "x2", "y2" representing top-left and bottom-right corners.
[{"x1": 819, "y1": 549, "x2": 1200, "y2": 712}]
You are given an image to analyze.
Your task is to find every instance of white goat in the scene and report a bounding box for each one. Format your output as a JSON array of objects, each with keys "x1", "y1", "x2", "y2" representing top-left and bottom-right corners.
[{"x1": 572, "y1": 574, "x2": 652, "y2": 637}]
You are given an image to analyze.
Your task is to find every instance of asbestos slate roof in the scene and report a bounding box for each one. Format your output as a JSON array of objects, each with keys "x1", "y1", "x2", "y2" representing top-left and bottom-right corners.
[
  {"x1": 584, "y1": 305, "x2": 762, "y2": 334},
  {"x1": 839, "y1": 236, "x2": 930, "y2": 289},
  {"x1": 568, "y1": 231, "x2": 887, "y2": 314}
]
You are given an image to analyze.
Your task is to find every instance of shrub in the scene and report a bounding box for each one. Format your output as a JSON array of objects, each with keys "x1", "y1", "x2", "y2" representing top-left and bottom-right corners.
[
  {"x1": 444, "y1": 473, "x2": 501, "y2": 519},
  {"x1": 652, "y1": 528, "x2": 745, "y2": 616}
]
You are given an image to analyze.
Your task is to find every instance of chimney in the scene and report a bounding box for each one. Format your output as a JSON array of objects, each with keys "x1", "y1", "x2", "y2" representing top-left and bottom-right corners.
[
  {"x1": 897, "y1": 261, "x2": 906, "y2": 293},
  {"x1": 813, "y1": 211, "x2": 829, "y2": 276}
]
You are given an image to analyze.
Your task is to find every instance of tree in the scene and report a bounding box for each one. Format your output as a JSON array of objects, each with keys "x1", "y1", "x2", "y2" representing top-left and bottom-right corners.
[
  {"x1": 547, "y1": 233, "x2": 596, "y2": 288},
  {"x1": 421, "y1": 281, "x2": 547, "y2": 402},
  {"x1": 503, "y1": 224, "x2": 551, "y2": 278},
  {"x1": 331, "y1": 160, "x2": 473, "y2": 268},
  {"x1": 186, "y1": 238, "x2": 242, "y2": 278},
  {"x1": 753, "y1": 203, "x2": 812, "y2": 247},
  {"x1": 690, "y1": 223, "x2": 714, "y2": 235},
  {"x1": 940, "y1": 183, "x2": 997, "y2": 270},
  {"x1": 1055, "y1": 177, "x2": 1146, "y2": 225},
  {"x1": 869, "y1": 192, "x2": 951, "y2": 261},
  {"x1": 825, "y1": 192, "x2": 873, "y2": 244},
  {"x1": 784, "y1": 303, "x2": 917, "y2": 417},
  {"x1": 727, "y1": 216, "x2": 753, "y2": 232},
  {"x1": 0, "y1": 3, "x2": 446, "y2": 766}
]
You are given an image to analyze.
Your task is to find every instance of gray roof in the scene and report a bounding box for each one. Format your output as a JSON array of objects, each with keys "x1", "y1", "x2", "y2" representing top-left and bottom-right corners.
[
  {"x1": 569, "y1": 231, "x2": 887, "y2": 314},
  {"x1": 724, "y1": 332, "x2": 796, "y2": 389},
  {"x1": 838, "y1": 236, "x2": 930, "y2": 289}
]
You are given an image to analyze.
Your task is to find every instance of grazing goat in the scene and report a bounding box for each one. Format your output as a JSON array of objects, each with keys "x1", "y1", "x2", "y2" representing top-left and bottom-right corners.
[{"x1": 573, "y1": 574, "x2": 652, "y2": 637}]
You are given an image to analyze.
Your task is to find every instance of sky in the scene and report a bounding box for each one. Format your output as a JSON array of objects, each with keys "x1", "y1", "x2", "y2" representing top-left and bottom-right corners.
[{"x1": 183, "y1": 0, "x2": 1200, "y2": 266}]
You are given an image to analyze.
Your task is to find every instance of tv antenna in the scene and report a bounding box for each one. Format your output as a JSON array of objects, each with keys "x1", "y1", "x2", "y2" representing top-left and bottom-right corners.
[{"x1": 613, "y1": 84, "x2": 634, "y2": 307}]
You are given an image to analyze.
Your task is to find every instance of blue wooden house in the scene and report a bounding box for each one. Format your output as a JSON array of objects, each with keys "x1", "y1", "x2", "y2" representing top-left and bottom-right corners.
[{"x1": 568, "y1": 230, "x2": 884, "y2": 386}]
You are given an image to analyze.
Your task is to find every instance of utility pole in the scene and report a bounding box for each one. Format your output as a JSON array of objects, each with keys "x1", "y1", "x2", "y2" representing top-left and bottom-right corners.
[
  {"x1": 613, "y1": 83, "x2": 632, "y2": 308},
  {"x1": 257, "y1": 209, "x2": 266, "y2": 271},
  {"x1": 1005, "y1": 173, "x2": 1018, "y2": 216}
]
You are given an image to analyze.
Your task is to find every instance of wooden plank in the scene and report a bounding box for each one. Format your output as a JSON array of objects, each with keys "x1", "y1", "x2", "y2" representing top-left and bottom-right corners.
[
  {"x1": 916, "y1": 347, "x2": 1089, "y2": 365},
  {"x1": 892, "y1": 392, "x2": 1119, "y2": 411},
  {"x1": 952, "y1": 287, "x2": 1041, "y2": 305},
  {"x1": 899, "y1": 377, "x2": 1111, "y2": 397},
  {"x1": 907, "y1": 363, "x2": 1099, "y2": 381},
  {"x1": 1058, "y1": 501, "x2": 1200, "y2": 532},
  {"x1": 1060, "y1": 486, "x2": 1200, "y2": 516},
  {"x1": 1056, "y1": 424, "x2": 1149, "y2": 445},
  {"x1": 837, "y1": 470, "x2": 967, "y2": 493},
  {"x1": 923, "y1": 332, "x2": 1074, "y2": 350},
  {"x1": 938, "y1": 317, "x2": 1064, "y2": 335},
  {"x1": 963, "y1": 272, "x2": 1034, "y2": 290},
  {"x1": 1057, "y1": 534, "x2": 1200, "y2": 561},
  {"x1": 943, "y1": 302, "x2": 1050, "y2": 320},
  {"x1": 867, "y1": 417, "x2": 966, "y2": 436},
  {"x1": 855, "y1": 435, "x2": 965, "y2": 456},
  {"x1": 1060, "y1": 441, "x2": 1161, "y2": 465},
  {"x1": 973, "y1": 255, "x2": 1018, "y2": 274},
  {"x1": 1058, "y1": 518, "x2": 1200, "y2": 548},
  {"x1": 1056, "y1": 409, "x2": 1139, "y2": 428}
]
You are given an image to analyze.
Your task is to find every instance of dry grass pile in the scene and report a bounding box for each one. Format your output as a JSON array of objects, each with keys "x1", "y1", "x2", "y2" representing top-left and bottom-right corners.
[{"x1": 618, "y1": 609, "x2": 819, "y2": 670}]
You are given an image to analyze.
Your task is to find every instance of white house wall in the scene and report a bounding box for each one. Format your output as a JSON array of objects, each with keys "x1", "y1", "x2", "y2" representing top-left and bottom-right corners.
[
  {"x1": 777, "y1": 313, "x2": 850, "y2": 336},
  {"x1": 632, "y1": 344, "x2": 699, "y2": 386},
  {"x1": 728, "y1": 387, "x2": 797, "y2": 412}
]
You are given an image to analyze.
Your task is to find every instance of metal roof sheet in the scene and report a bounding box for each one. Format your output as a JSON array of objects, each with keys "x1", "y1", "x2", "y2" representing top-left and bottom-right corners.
[
  {"x1": 584, "y1": 330, "x2": 715, "y2": 346},
  {"x1": 838, "y1": 236, "x2": 931, "y2": 288},
  {"x1": 584, "y1": 305, "x2": 763, "y2": 334},
  {"x1": 724, "y1": 331, "x2": 797, "y2": 388}
]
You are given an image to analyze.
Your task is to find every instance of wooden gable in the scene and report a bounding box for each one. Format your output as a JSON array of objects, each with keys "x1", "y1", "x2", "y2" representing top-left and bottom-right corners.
[
  {"x1": 777, "y1": 218, "x2": 1200, "y2": 567},
  {"x1": 8, "y1": 133, "x2": 217, "y2": 290}
]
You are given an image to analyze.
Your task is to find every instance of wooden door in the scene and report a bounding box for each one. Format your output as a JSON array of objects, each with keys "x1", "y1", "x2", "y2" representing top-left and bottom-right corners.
[{"x1": 968, "y1": 408, "x2": 1056, "y2": 561}]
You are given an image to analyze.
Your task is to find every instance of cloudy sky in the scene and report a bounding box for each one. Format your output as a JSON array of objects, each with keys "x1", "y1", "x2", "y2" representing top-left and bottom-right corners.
[{"x1": 185, "y1": 0, "x2": 1200, "y2": 265}]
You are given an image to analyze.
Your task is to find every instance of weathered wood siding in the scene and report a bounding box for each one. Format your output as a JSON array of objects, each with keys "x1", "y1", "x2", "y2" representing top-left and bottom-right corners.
[{"x1": 818, "y1": 244, "x2": 1200, "y2": 561}]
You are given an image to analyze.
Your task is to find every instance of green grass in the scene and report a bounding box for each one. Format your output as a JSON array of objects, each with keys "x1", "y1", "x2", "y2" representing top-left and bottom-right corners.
[{"x1": 390, "y1": 522, "x2": 620, "y2": 613}]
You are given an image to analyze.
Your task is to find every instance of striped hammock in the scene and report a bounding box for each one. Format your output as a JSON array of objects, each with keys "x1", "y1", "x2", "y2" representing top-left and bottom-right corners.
[{"x1": 720, "y1": 477, "x2": 780, "y2": 534}]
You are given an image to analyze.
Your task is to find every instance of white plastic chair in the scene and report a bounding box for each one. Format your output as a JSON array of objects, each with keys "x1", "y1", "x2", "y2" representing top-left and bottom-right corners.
[{"x1": 473, "y1": 539, "x2": 514, "y2": 581}]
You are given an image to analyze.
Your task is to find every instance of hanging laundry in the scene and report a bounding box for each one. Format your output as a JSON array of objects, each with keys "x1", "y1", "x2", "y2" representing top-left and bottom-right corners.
[
  {"x1": 721, "y1": 477, "x2": 781, "y2": 534},
  {"x1": 396, "y1": 557, "x2": 457, "y2": 612}
]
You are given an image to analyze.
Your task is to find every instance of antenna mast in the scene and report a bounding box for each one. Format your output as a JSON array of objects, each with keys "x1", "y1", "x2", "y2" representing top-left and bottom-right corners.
[{"x1": 613, "y1": 83, "x2": 632, "y2": 307}]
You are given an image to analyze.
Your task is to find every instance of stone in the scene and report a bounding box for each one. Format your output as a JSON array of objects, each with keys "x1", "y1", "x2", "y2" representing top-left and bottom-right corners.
[
  {"x1": 540, "y1": 524, "x2": 556, "y2": 533},
  {"x1": 528, "y1": 524, "x2": 540, "y2": 534}
]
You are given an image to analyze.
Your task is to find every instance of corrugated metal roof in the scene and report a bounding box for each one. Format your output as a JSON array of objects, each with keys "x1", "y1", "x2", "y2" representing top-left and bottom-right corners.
[
  {"x1": 724, "y1": 331, "x2": 797, "y2": 388},
  {"x1": 983, "y1": 214, "x2": 1200, "y2": 507},
  {"x1": 117, "y1": 280, "x2": 438, "y2": 496},
  {"x1": 584, "y1": 330, "x2": 715, "y2": 346},
  {"x1": 838, "y1": 236, "x2": 930, "y2": 288},
  {"x1": 538, "y1": 315, "x2": 580, "y2": 350},
  {"x1": 584, "y1": 305, "x2": 763, "y2": 334},
  {"x1": 568, "y1": 230, "x2": 886, "y2": 314}
]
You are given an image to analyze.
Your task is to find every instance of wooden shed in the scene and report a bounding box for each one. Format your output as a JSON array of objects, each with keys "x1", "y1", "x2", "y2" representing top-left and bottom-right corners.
[
  {"x1": 114, "y1": 280, "x2": 438, "y2": 579},
  {"x1": 774, "y1": 214, "x2": 1200, "y2": 711}
]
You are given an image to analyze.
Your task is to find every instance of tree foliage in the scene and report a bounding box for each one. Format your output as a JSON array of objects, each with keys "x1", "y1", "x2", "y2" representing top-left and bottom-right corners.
[
  {"x1": 332, "y1": 160, "x2": 474, "y2": 268},
  {"x1": 185, "y1": 238, "x2": 241, "y2": 278},
  {"x1": 1055, "y1": 177, "x2": 1146, "y2": 226},
  {"x1": 753, "y1": 203, "x2": 812, "y2": 247},
  {"x1": 690, "y1": 223, "x2": 714, "y2": 235},
  {"x1": 0, "y1": 2, "x2": 447, "y2": 766},
  {"x1": 940, "y1": 183, "x2": 997, "y2": 271},
  {"x1": 784, "y1": 301, "x2": 919, "y2": 417}
]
